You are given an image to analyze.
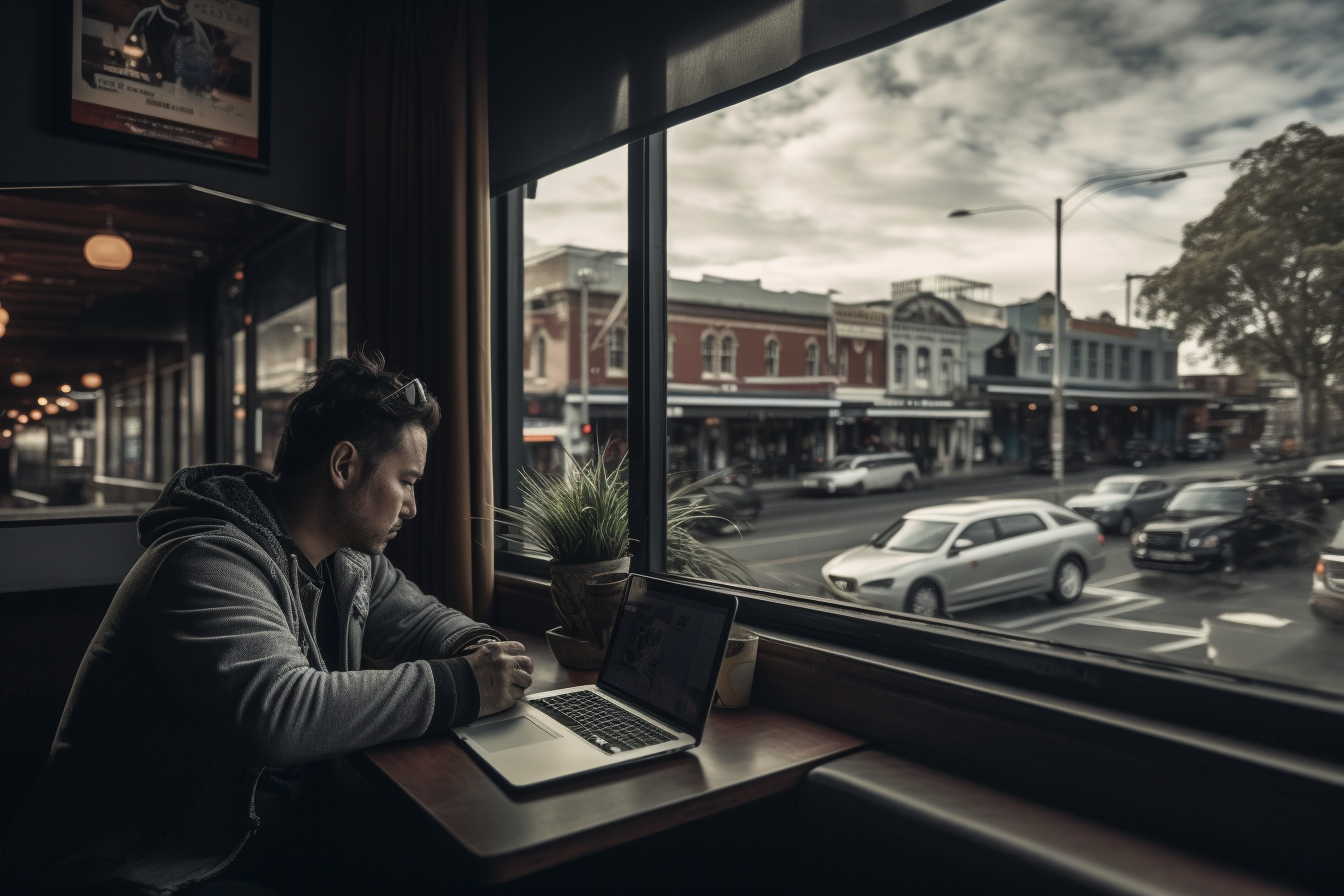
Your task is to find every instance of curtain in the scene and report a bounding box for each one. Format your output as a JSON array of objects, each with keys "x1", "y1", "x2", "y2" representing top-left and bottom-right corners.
[{"x1": 346, "y1": 0, "x2": 494, "y2": 620}]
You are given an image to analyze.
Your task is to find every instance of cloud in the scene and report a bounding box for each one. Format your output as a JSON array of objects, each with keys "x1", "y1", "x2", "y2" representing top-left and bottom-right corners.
[{"x1": 523, "y1": 0, "x2": 1344, "y2": 368}]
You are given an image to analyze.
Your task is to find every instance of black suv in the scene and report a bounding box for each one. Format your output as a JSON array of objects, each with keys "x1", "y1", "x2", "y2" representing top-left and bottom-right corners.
[{"x1": 1130, "y1": 477, "x2": 1325, "y2": 575}]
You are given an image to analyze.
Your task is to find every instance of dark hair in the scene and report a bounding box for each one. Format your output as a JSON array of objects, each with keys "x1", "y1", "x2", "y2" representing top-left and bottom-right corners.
[{"x1": 273, "y1": 349, "x2": 441, "y2": 478}]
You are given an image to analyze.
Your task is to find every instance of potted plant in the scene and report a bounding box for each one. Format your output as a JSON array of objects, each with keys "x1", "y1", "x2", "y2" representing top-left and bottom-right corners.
[{"x1": 497, "y1": 450, "x2": 751, "y2": 668}]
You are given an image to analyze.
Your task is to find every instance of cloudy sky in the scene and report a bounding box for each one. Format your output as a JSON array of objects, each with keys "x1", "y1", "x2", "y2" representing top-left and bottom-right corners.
[{"x1": 522, "y1": 0, "x2": 1344, "y2": 372}]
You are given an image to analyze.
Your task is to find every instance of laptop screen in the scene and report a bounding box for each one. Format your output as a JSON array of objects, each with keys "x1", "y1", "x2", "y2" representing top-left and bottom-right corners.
[{"x1": 598, "y1": 579, "x2": 734, "y2": 733}]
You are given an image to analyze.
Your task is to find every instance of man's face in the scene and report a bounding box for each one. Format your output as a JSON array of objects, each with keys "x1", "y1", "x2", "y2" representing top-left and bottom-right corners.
[{"x1": 336, "y1": 426, "x2": 427, "y2": 555}]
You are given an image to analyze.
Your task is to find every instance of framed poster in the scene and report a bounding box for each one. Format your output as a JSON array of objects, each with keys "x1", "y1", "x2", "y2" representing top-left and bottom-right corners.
[{"x1": 65, "y1": 1, "x2": 268, "y2": 168}]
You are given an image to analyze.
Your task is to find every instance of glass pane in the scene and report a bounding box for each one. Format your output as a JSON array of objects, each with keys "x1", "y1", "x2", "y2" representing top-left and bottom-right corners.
[
  {"x1": 515, "y1": 146, "x2": 628, "y2": 493},
  {"x1": 664, "y1": 0, "x2": 1344, "y2": 697},
  {"x1": 331, "y1": 282, "x2": 348, "y2": 358},
  {"x1": 256, "y1": 297, "x2": 318, "y2": 471}
]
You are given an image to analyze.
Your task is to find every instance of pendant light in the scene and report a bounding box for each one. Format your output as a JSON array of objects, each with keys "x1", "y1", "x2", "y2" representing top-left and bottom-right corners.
[{"x1": 84, "y1": 214, "x2": 133, "y2": 271}]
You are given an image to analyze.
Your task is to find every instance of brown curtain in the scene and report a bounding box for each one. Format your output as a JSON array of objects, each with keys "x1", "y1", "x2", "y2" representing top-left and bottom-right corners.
[{"x1": 345, "y1": 0, "x2": 494, "y2": 620}]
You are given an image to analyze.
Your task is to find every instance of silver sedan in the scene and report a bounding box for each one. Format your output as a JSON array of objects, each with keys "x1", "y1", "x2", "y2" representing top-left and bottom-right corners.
[
  {"x1": 1065, "y1": 475, "x2": 1175, "y2": 536},
  {"x1": 821, "y1": 499, "x2": 1106, "y2": 617}
]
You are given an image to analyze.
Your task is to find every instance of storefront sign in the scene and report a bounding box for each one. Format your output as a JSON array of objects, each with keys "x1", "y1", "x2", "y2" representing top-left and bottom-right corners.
[{"x1": 870, "y1": 397, "x2": 957, "y2": 409}]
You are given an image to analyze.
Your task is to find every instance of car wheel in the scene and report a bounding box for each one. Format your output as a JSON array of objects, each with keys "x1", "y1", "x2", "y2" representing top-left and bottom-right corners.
[
  {"x1": 1048, "y1": 557, "x2": 1086, "y2": 605},
  {"x1": 904, "y1": 581, "x2": 944, "y2": 618},
  {"x1": 1218, "y1": 545, "x2": 1243, "y2": 589},
  {"x1": 899, "y1": 473, "x2": 915, "y2": 492},
  {"x1": 1117, "y1": 513, "x2": 1134, "y2": 537}
]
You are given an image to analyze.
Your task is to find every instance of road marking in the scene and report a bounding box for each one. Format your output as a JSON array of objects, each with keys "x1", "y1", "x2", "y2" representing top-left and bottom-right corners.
[
  {"x1": 1023, "y1": 591, "x2": 1164, "y2": 633},
  {"x1": 1150, "y1": 636, "x2": 1208, "y2": 653},
  {"x1": 1072, "y1": 617, "x2": 1204, "y2": 637},
  {"x1": 781, "y1": 548, "x2": 855, "y2": 564},
  {"x1": 1090, "y1": 572, "x2": 1144, "y2": 586},
  {"x1": 732, "y1": 528, "x2": 852, "y2": 547}
]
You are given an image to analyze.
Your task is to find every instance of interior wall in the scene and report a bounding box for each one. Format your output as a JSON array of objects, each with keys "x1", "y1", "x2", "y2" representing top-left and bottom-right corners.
[{"x1": 0, "y1": 0, "x2": 353, "y2": 225}]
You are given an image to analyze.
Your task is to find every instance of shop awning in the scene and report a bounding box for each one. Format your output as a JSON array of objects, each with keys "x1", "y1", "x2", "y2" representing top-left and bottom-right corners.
[
  {"x1": 861, "y1": 408, "x2": 991, "y2": 419},
  {"x1": 982, "y1": 385, "x2": 1211, "y2": 402}
]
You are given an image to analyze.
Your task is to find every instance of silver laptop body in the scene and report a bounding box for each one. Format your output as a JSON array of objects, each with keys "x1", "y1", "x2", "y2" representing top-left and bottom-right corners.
[{"x1": 452, "y1": 575, "x2": 738, "y2": 791}]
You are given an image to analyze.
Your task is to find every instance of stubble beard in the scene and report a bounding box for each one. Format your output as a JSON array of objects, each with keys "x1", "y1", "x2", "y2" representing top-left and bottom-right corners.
[{"x1": 334, "y1": 487, "x2": 393, "y2": 556}]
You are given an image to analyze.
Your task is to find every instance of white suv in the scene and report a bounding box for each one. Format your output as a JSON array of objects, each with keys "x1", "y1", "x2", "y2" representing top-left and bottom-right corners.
[{"x1": 801, "y1": 452, "x2": 920, "y2": 496}]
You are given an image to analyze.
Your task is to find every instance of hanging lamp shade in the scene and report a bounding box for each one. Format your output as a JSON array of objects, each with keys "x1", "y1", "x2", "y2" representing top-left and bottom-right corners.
[
  {"x1": 80, "y1": 372, "x2": 103, "y2": 389},
  {"x1": 84, "y1": 233, "x2": 134, "y2": 270},
  {"x1": 10, "y1": 371, "x2": 31, "y2": 387}
]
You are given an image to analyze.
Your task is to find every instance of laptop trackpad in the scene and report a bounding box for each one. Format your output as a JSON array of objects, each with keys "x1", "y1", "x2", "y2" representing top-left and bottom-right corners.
[{"x1": 469, "y1": 717, "x2": 558, "y2": 753}]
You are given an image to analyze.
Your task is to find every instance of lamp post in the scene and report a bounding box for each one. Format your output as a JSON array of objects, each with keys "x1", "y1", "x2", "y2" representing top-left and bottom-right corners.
[
  {"x1": 575, "y1": 265, "x2": 599, "y2": 453},
  {"x1": 949, "y1": 163, "x2": 1211, "y2": 504}
]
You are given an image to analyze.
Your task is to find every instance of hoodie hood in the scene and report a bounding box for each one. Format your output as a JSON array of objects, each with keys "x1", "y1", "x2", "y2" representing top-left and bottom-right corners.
[{"x1": 138, "y1": 464, "x2": 288, "y2": 565}]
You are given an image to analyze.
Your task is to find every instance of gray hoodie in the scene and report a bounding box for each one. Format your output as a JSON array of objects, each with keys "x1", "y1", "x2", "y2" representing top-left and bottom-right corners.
[{"x1": 3, "y1": 465, "x2": 500, "y2": 894}]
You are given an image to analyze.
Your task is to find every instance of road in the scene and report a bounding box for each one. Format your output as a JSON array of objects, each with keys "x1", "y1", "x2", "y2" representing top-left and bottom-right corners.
[{"x1": 705, "y1": 455, "x2": 1344, "y2": 696}]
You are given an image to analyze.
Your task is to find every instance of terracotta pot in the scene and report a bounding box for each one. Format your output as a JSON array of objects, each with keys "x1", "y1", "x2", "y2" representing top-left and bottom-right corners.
[{"x1": 547, "y1": 556, "x2": 630, "y2": 669}]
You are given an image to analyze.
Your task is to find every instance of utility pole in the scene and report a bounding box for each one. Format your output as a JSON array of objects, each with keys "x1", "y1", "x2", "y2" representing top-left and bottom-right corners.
[
  {"x1": 576, "y1": 266, "x2": 596, "y2": 454},
  {"x1": 1124, "y1": 273, "x2": 1149, "y2": 327},
  {"x1": 1051, "y1": 198, "x2": 1065, "y2": 504}
]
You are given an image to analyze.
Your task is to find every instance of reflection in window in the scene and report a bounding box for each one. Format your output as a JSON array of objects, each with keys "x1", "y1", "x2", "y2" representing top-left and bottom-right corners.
[
  {"x1": 256, "y1": 298, "x2": 318, "y2": 472},
  {"x1": 765, "y1": 338, "x2": 780, "y2": 376}
]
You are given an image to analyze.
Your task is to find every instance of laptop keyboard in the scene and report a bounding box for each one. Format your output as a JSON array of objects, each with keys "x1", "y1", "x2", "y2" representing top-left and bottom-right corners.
[{"x1": 529, "y1": 690, "x2": 676, "y2": 755}]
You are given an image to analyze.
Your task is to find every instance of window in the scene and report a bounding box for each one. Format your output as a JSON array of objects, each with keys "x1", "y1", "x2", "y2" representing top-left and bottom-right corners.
[
  {"x1": 959, "y1": 519, "x2": 998, "y2": 547},
  {"x1": 719, "y1": 334, "x2": 735, "y2": 375},
  {"x1": 668, "y1": 336, "x2": 675, "y2": 377},
  {"x1": 493, "y1": 0, "x2": 1344, "y2": 720},
  {"x1": 607, "y1": 326, "x2": 627, "y2": 371},
  {"x1": 994, "y1": 513, "x2": 1048, "y2": 539},
  {"x1": 865, "y1": 352, "x2": 873, "y2": 384},
  {"x1": 1163, "y1": 350, "x2": 1177, "y2": 381},
  {"x1": 939, "y1": 349, "x2": 955, "y2": 392},
  {"x1": 532, "y1": 331, "x2": 547, "y2": 378},
  {"x1": 837, "y1": 350, "x2": 848, "y2": 381}
]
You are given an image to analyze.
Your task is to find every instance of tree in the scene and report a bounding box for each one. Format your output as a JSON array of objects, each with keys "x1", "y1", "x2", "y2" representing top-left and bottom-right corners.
[{"x1": 1139, "y1": 122, "x2": 1344, "y2": 452}]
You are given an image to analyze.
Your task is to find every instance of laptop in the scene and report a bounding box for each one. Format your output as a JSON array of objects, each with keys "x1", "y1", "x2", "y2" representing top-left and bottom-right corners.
[{"x1": 452, "y1": 574, "x2": 738, "y2": 791}]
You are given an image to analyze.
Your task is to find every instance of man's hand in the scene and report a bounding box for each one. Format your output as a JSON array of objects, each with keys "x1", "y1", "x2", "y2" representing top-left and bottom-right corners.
[{"x1": 464, "y1": 641, "x2": 533, "y2": 716}]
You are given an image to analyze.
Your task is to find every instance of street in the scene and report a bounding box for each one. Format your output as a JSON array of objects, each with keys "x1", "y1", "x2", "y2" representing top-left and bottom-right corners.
[{"x1": 708, "y1": 455, "x2": 1344, "y2": 696}]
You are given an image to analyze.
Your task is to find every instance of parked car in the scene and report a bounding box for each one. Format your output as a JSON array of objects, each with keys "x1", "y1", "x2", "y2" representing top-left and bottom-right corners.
[
  {"x1": 1306, "y1": 457, "x2": 1344, "y2": 499},
  {"x1": 1310, "y1": 520, "x2": 1344, "y2": 623},
  {"x1": 1177, "y1": 432, "x2": 1224, "y2": 461},
  {"x1": 820, "y1": 499, "x2": 1106, "y2": 617},
  {"x1": 800, "y1": 452, "x2": 919, "y2": 496},
  {"x1": 1028, "y1": 445, "x2": 1091, "y2": 474},
  {"x1": 1251, "y1": 435, "x2": 1302, "y2": 464},
  {"x1": 1130, "y1": 477, "x2": 1325, "y2": 576},
  {"x1": 1114, "y1": 439, "x2": 1169, "y2": 468},
  {"x1": 1064, "y1": 475, "x2": 1174, "y2": 536},
  {"x1": 688, "y1": 479, "x2": 762, "y2": 536}
]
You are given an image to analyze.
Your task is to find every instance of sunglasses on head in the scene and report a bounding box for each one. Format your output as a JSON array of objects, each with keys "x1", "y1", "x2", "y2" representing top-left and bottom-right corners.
[{"x1": 377, "y1": 377, "x2": 428, "y2": 409}]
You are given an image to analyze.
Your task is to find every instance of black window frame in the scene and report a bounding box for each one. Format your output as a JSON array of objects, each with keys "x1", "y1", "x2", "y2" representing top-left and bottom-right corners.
[{"x1": 489, "y1": 135, "x2": 1344, "y2": 767}]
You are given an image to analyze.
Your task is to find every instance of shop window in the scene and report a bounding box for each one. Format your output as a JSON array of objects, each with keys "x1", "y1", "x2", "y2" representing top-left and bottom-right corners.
[{"x1": 765, "y1": 338, "x2": 780, "y2": 377}]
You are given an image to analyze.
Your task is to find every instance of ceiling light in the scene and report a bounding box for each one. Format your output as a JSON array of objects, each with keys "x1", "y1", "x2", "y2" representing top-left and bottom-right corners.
[
  {"x1": 5, "y1": 409, "x2": 16, "y2": 418},
  {"x1": 18, "y1": 414, "x2": 30, "y2": 423},
  {"x1": 44, "y1": 404, "x2": 57, "y2": 414},
  {"x1": 36, "y1": 397, "x2": 47, "y2": 406},
  {"x1": 56, "y1": 397, "x2": 73, "y2": 409},
  {"x1": 60, "y1": 384, "x2": 71, "y2": 393},
  {"x1": 29, "y1": 410, "x2": 42, "y2": 420},
  {"x1": 1, "y1": 429, "x2": 9, "y2": 439},
  {"x1": 84, "y1": 215, "x2": 133, "y2": 270},
  {"x1": 81, "y1": 372, "x2": 103, "y2": 389},
  {"x1": 10, "y1": 371, "x2": 31, "y2": 387}
]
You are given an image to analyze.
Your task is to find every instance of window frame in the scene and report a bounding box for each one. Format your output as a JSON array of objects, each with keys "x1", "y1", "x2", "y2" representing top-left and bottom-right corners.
[
  {"x1": 764, "y1": 336, "x2": 781, "y2": 377},
  {"x1": 490, "y1": 133, "x2": 1344, "y2": 766}
]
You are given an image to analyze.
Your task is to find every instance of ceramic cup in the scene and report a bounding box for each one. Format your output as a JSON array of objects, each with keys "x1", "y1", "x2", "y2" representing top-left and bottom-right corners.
[{"x1": 713, "y1": 626, "x2": 759, "y2": 709}]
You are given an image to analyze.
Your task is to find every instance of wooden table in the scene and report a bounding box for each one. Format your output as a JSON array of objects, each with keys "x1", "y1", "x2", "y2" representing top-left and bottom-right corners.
[{"x1": 358, "y1": 628, "x2": 866, "y2": 885}]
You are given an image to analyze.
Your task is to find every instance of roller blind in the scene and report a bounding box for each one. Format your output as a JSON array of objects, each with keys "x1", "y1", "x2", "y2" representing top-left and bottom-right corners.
[{"x1": 487, "y1": 0, "x2": 1001, "y2": 194}]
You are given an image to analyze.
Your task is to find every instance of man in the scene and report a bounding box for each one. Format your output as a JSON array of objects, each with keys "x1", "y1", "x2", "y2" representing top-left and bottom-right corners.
[{"x1": 3, "y1": 352, "x2": 531, "y2": 894}]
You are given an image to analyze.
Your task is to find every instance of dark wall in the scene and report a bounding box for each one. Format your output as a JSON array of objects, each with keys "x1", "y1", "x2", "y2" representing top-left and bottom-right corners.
[{"x1": 0, "y1": 0, "x2": 352, "y2": 224}]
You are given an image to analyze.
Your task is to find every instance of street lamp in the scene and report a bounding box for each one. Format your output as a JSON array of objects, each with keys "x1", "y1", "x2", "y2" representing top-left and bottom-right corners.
[{"x1": 948, "y1": 161, "x2": 1222, "y2": 504}]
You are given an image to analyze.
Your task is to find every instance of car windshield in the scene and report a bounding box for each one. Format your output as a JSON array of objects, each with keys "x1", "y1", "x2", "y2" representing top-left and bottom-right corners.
[
  {"x1": 822, "y1": 457, "x2": 855, "y2": 470},
  {"x1": 1093, "y1": 480, "x2": 1134, "y2": 496},
  {"x1": 1168, "y1": 488, "x2": 1249, "y2": 514},
  {"x1": 872, "y1": 518, "x2": 957, "y2": 552}
]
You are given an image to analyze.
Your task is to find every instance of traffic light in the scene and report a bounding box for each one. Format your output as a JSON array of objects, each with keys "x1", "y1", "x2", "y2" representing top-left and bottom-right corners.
[{"x1": 581, "y1": 423, "x2": 593, "y2": 435}]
